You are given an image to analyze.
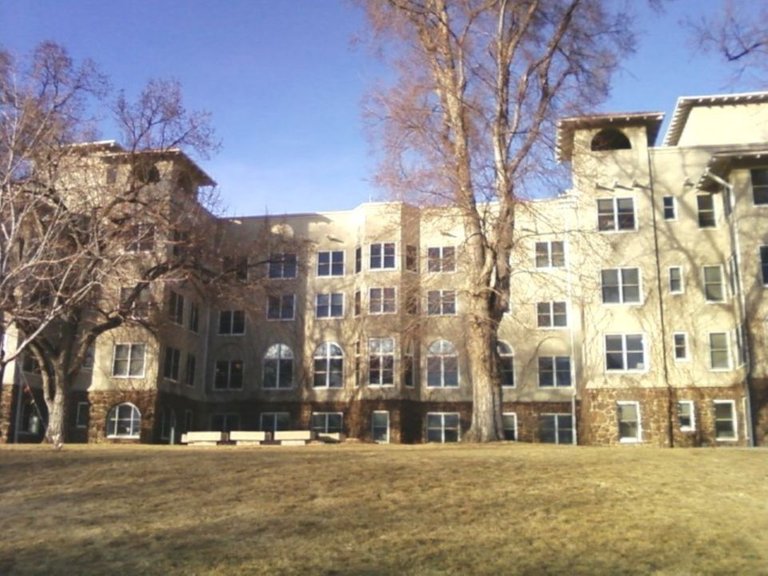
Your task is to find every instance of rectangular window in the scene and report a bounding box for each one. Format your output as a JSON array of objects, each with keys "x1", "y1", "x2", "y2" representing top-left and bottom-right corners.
[
  {"x1": 163, "y1": 347, "x2": 181, "y2": 381},
  {"x1": 427, "y1": 290, "x2": 456, "y2": 315},
  {"x1": 112, "y1": 343, "x2": 146, "y2": 378},
  {"x1": 189, "y1": 301, "x2": 199, "y2": 332},
  {"x1": 372, "y1": 411, "x2": 390, "y2": 443},
  {"x1": 714, "y1": 400, "x2": 737, "y2": 440},
  {"x1": 760, "y1": 246, "x2": 768, "y2": 286},
  {"x1": 82, "y1": 345, "x2": 95, "y2": 370},
  {"x1": 168, "y1": 291, "x2": 184, "y2": 325},
  {"x1": 311, "y1": 412, "x2": 343, "y2": 434},
  {"x1": 369, "y1": 337, "x2": 395, "y2": 386},
  {"x1": 405, "y1": 245, "x2": 418, "y2": 272},
  {"x1": 185, "y1": 353, "x2": 196, "y2": 387},
  {"x1": 669, "y1": 266, "x2": 684, "y2": 294},
  {"x1": 605, "y1": 334, "x2": 645, "y2": 371},
  {"x1": 535, "y1": 241, "x2": 565, "y2": 268},
  {"x1": 370, "y1": 242, "x2": 396, "y2": 269},
  {"x1": 119, "y1": 284, "x2": 151, "y2": 319},
  {"x1": 75, "y1": 402, "x2": 89, "y2": 429},
  {"x1": 427, "y1": 246, "x2": 456, "y2": 273},
  {"x1": 502, "y1": 413, "x2": 517, "y2": 441},
  {"x1": 426, "y1": 413, "x2": 460, "y2": 443},
  {"x1": 317, "y1": 250, "x2": 344, "y2": 276},
  {"x1": 662, "y1": 196, "x2": 676, "y2": 220},
  {"x1": 214, "y1": 359, "x2": 244, "y2": 390},
  {"x1": 355, "y1": 246, "x2": 362, "y2": 273},
  {"x1": 703, "y1": 266, "x2": 725, "y2": 302},
  {"x1": 125, "y1": 222, "x2": 155, "y2": 252},
  {"x1": 536, "y1": 301, "x2": 567, "y2": 328},
  {"x1": 597, "y1": 197, "x2": 635, "y2": 231},
  {"x1": 260, "y1": 412, "x2": 290, "y2": 433},
  {"x1": 219, "y1": 309, "x2": 246, "y2": 334},
  {"x1": 267, "y1": 295, "x2": 295, "y2": 320},
  {"x1": 601, "y1": 268, "x2": 641, "y2": 303},
  {"x1": 697, "y1": 195, "x2": 716, "y2": 228},
  {"x1": 677, "y1": 400, "x2": 695, "y2": 432},
  {"x1": 268, "y1": 253, "x2": 297, "y2": 279},
  {"x1": 369, "y1": 287, "x2": 396, "y2": 314},
  {"x1": 709, "y1": 332, "x2": 731, "y2": 370},
  {"x1": 617, "y1": 401, "x2": 641, "y2": 443},
  {"x1": 403, "y1": 343, "x2": 416, "y2": 388},
  {"x1": 673, "y1": 333, "x2": 688, "y2": 362},
  {"x1": 354, "y1": 290, "x2": 361, "y2": 316},
  {"x1": 316, "y1": 293, "x2": 344, "y2": 318},
  {"x1": 539, "y1": 414, "x2": 573, "y2": 444},
  {"x1": 223, "y1": 256, "x2": 248, "y2": 281},
  {"x1": 537, "y1": 356, "x2": 572, "y2": 387},
  {"x1": 751, "y1": 168, "x2": 768, "y2": 205}
]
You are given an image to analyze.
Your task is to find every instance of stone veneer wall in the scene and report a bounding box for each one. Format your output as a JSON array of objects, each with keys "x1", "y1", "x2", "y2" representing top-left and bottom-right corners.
[
  {"x1": 750, "y1": 378, "x2": 768, "y2": 446},
  {"x1": 0, "y1": 383, "x2": 14, "y2": 443},
  {"x1": 86, "y1": 390, "x2": 158, "y2": 443}
]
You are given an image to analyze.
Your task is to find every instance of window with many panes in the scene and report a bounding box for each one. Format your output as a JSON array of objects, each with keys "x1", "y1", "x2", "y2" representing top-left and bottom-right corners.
[
  {"x1": 703, "y1": 266, "x2": 725, "y2": 302},
  {"x1": 669, "y1": 266, "x2": 684, "y2": 294},
  {"x1": 538, "y1": 356, "x2": 571, "y2": 387},
  {"x1": 662, "y1": 196, "x2": 676, "y2": 220},
  {"x1": 219, "y1": 310, "x2": 245, "y2": 334},
  {"x1": 617, "y1": 401, "x2": 641, "y2": 443},
  {"x1": 313, "y1": 342, "x2": 343, "y2": 388},
  {"x1": 268, "y1": 253, "x2": 297, "y2": 279},
  {"x1": 539, "y1": 414, "x2": 572, "y2": 444},
  {"x1": 697, "y1": 195, "x2": 716, "y2": 228},
  {"x1": 751, "y1": 168, "x2": 768, "y2": 205},
  {"x1": 597, "y1": 198, "x2": 635, "y2": 231},
  {"x1": 677, "y1": 400, "x2": 695, "y2": 432},
  {"x1": 112, "y1": 344, "x2": 146, "y2": 378},
  {"x1": 168, "y1": 291, "x2": 184, "y2": 325},
  {"x1": 427, "y1": 340, "x2": 459, "y2": 388},
  {"x1": 535, "y1": 241, "x2": 565, "y2": 268},
  {"x1": 673, "y1": 333, "x2": 688, "y2": 362},
  {"x1": 601, "y1": 268, "x2": 641, "y2": 303},
  {"x1": 536, "y1": 301, "x2": 567, "y2": 327},
  {"x1": 497, "y1": 341, "x2": 515, "y2": 387},
  {"x1": 267, "y1": 295, "x2": 295, "y2": 320},
  {"x1": 214, "y1": 359, "x2": 244, "y2": 390},
  {"x1": 369, "y1": 338, "x2": 394, "y2": 386},
  {"x1": 106, "y1": 403, "x2": 141, "y2": 438},
  {"x1": 427, "y1": 246, "x2": 456, "y2": 272},
  {"x1": 317, "y1": 250, "x2": 344, "y2": 276},
  {"x1": 427, "y1": 290, "x2": 456, "y2": 315},
  {"x1": 163, "y1": 347, "x2": 181, "y2": 381},
  {"x1": 316, "y1": 293, "x2": 344, "y2": 318},
  {"x1": 713, "y1": 400, "x2": 737, "y2": 440},
  {"x1": 426, "y1": 413, "x2": 460, "y2": 443},
  {"x1": 708, "y1": 332, "x2": 730, "y2": 370},
  {"x1": 263, "y1": 344, "x2": 293, "y2": 389},
  {"x1": 369, "y1": 287, "x2": 396, "y2": 314},
  {"x1": 370, "y1": 242, "x2": 396, "y2": 269},
  {"x1": 605, "y1": 334, "x2": 645, "y2": 371}
]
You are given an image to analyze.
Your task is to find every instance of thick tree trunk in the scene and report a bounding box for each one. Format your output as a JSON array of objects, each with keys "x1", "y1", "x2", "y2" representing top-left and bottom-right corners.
[{"x1": 42, "y1": 362, "x2": 67, "y2": 450}]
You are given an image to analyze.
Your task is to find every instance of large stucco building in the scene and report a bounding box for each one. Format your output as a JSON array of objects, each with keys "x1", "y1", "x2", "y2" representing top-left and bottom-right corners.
[{"x1": 2, "y1": 91, "x2": 767, "y2": 446}]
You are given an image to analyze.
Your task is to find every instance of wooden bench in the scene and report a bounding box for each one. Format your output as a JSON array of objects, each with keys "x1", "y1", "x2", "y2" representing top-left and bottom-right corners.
[
  {"x1": 181, "y1": 431, "x2": 227, "y2": 446},
  {"x1": 229, "y1": 431, "x2": 267, "y2": 446},
  {"x1": 273, "y1": 430, "x2": 314, "y2": 446}
]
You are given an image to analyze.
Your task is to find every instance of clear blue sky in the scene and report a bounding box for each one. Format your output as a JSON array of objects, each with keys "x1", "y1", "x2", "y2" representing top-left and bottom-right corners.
[{"x1": 1, "y1": 0, "x2": 763, "y2": 216}]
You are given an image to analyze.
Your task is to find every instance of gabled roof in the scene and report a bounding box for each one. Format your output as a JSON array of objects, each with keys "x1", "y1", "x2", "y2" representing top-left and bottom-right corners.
[
  {"x1": 556, "y1": 112, "x2": 664, "y2": 162},
  {"x1": 663, "y1": 91, "x2": 768, "y2": 147}
]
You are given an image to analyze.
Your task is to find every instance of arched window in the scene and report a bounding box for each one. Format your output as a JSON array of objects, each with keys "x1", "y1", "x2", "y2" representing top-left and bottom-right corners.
[
  {"x1": 263, "y1": 344, "x2": 293, "y2": 389},
  {"x1": 314, "y1": 342, "x2": 344, "y2": 388},
  {"x1": 106, "y1": 403, "x2": 141, "y2": 439},
  {"x1": 590, "y1": 128, "x2": 631, "y2": 151},
  {"x1": 426, "y1": 340, "x2": 459, "y2": 388},
  {"x1": 497, "y1": 341, "x2": 515, "y2": 387}
]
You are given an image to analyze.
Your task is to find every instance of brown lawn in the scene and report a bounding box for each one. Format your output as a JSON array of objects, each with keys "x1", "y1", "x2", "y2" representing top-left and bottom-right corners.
[{"x1": 0, "y1": 443, "x2": 766, "y2": 575}]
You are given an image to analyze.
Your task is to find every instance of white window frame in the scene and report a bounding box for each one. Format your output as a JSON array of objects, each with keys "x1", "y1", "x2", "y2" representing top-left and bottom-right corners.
[
  {"x1": 426, "y1": 290, "x2": 457, "y2": 316},
  {"x1": 426, "y1": 339, "x2": 459, "y2": 388},
  {"x1": 426, "y1": 412, "x2": 460, "y2": 443},
  {"x1": 214, "y1": 359, "x2": 244, "y2": 390},
  {"x1": 163, "y1": 346, "x2": 181, "y2": 382},
  {"x1": 497, "y1": 341, "x2": 515, "y2": 388},
  {"x1": 315, "y1": 293, "x2": 344, "y2": 319},
  {"x1": 313, "y1": 342, "x2": 344, "y2": 389},
  {"x1": 537, "y1": 356, "x2": 572, "y2": 388},
  {"x1": 111, "y1": 343, "x2": 146, "y2": 378},
  {"x1": 502, "y1": 412, "x2": 518, "y2": 441},
  {"x1": 311, "y1": 412, "x2": 343, "y2": 435},
  {"x1": 266, "y1": 294, "x2": 295, "y2": 321},
  {"x1": 604, "y1": 334, "x2": 647, "y2": 372},
  {"x1": 317, "y1": 250, "x2": 345, "y2": 277},
  {"x1": 673, "y1": 332, "x2": 689, "y2": 362},
  {"x1": 617, "y1": 401, "x2": 642, "y2": 444},
  {"x1": 600, "y1": 268, "x2": 642, "y2": 304},
  {"x1": 372, "y1": 411, "x2": 390, "y2": 444},
  {"x1": 539, "y1": 413, "x2": 574, "y2": 445},
  {"x1": 536, "y1": 301, "x2": 568, "y2": 328},
  {"x1": 597, "y1": 197, "x2": 636, "y2": 232},
  {"x1": 369, "y1": 242, "x2": 396, "y2": 270},
  {"x1": 369, "y1": 287, "x2": 396, "y2": 315},
  {"x1": 668, "y1": 266, "x2": 684, "y2": 294},
  {"x1": 263, "y1": 343, "x2": 294, "y2": 389},
  {"x1": 534, "y1": 240, "x2": 566, "y2": 268},
  {"x1": 662, "y1": 195, "x2": 677, "y2": 220},
  {"x1": 697, "y1": 194, "x2": 717, "y2": 228},
  {"x1": 75, "y1": 401, "x2": 89, "y2": 429},
  {"x1": 368, "y1": 337, "x2": 395, "y2": 387},
  {"x1": 713, "y1": 400, "x2": 738, "y2": 441},
  {"x1": 677, "y1": 400, "x2": 695, "y2": 432},
  {"x1": 702, "y1": 265, "x2": 726, "y2": 303},
  {"x1": 106, "y1": 403, "x2": 141, "y2": 439},
  {"x1": 427, "y1": 246, "x2": 456, "y2": 273},
  {"x1": 218, "y1": 309, "x2": 246, "y2": 335},
  {"x1": 268, "y1": 252, "x2": 297, "y2": 279},
  {"x1": 751, "y1": 168, "x2": 768, "y2": 205},
  {"x1": 260, "y1": 412, "x2": 290, "y2": 433},
  {"x1": 708, "y1": 332, "x2": 731, "y2": 371}
]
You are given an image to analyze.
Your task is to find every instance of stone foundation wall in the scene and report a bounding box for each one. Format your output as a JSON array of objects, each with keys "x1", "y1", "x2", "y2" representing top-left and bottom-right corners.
[
  {"x1": 750, "y1": 378, "x2": 768, "y2": 446},
  {"x1": 86, "y1": 390, "x2": 158, "y2": 443}
]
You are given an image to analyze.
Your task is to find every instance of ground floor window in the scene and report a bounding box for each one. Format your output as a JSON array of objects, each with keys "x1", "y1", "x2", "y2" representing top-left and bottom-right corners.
[
  {"x1": 502, "y1": 412, "x2": 517, "y2": 441},
  {"x1": 426, "y1": 412, "x2": 460, "y2": 443},
  {"x1": 160, "y1": 408, "x2": 176, "y2": 441},
  {"x1": 617, "y1": 401, "x2": 641, "y2": 443},
  {"x1": 372, "y1": 411, "x2": 390, "y2": 443},
  {"x1": 211, "y1": 413, "x2": 240, "y2": 433},
  {"x1": 713, "y1": 400, "x2": 737, "y2": 441},
  {"x1": 260, "y1": 412, "x2": 291, "y2": 433},
  {"x1": 106, "y1": 403, "x2": 141, "y2": 439},
  {"x1": 184, "y1": 410, "x2": 193, "y2": 433},
  {"x1": 677, "y1": 400, "x2": 695, "y2": 432},
  {"x1": 311, "y1": 412, "x2": 343, "y2": 435},
  {"x1": 75, "y1": 401, "x2": 89, "y2": 429},
  {"x1": 539, "y1": 413, "x2": 572, "y2": 444}
]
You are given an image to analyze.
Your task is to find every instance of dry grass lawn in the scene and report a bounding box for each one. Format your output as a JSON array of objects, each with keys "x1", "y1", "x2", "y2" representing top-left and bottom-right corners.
[{"x1": 0, "y1": 443, "x2": 766, "y2": 575}]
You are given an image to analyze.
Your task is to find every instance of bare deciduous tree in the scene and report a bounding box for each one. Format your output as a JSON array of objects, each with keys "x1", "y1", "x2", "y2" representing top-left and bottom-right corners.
[{"x1": 361, "y1": 0, "x2": 636, "y2": 440}]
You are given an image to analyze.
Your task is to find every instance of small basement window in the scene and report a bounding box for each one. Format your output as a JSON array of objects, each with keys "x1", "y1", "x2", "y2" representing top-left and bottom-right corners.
[{"x1": 591, "y1": 128, "x2": 631, "y2": 151}]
